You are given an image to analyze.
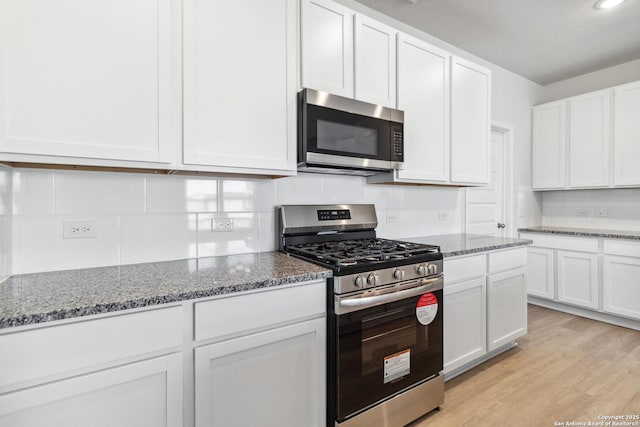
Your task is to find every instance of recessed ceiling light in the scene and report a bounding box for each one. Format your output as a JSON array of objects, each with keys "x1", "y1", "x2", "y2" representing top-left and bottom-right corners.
[{"x1": 595, "y1": 0, "x2": 626, "y2": 9}]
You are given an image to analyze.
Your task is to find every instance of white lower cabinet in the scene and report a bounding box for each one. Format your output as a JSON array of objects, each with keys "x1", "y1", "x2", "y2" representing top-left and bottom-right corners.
[
  {"x1": 193, "y1": 280, "x2": 326, "y2": 427},
  {"x1": 0, "y1": 353, "x2": 183, "y2": 427},
  {"x1": 487, "y1": 268, "x2": 527, "y2": 351},
  {"x1": 603, "y1": 256, "x2": 640, "y2": 320},
  {"x1": 520, "y1": 233, "x2": 640, "y2": 328},
  {"x1": 557, "y1": 250, "x2": 599, "y2": 309},
  {"x1": 443, "y1": 247, "x2": 527, "y2": 377},
  {"x1": 443, "y1": 277, "x2": 486, "y2": 373},
  {"x1": 526, "y1": 247, "x2": 554, "y2": 299},
  {"x1": 0, "y1": 281, "x2": 326, "y2": 426},
  {"x1": 195, "y1": 318, "x2": 325, "y2": 427}
]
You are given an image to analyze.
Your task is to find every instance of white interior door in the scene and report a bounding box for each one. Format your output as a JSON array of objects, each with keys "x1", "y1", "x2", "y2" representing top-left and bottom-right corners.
[{"x1": 465, "y1": 128, "x2": 510, "y2": 236}]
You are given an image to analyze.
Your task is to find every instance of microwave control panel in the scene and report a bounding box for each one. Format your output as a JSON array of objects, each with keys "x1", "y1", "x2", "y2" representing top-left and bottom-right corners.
[{"x1": 391, "y1": 124, "x2": 404, "y2": 161}]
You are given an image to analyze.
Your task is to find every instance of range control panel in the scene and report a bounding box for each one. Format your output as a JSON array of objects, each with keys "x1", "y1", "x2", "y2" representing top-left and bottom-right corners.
[{"x1": 317, "y1": 209, "x2": 351, "y2": 221}]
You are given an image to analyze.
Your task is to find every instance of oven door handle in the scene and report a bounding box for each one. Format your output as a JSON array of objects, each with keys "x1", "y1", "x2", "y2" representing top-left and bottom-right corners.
[{"x1": 337, "y1": 277, "x2": 442, "y2": 313}]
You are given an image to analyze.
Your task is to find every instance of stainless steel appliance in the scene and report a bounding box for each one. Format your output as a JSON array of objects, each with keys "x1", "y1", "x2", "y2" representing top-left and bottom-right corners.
[
  {"x1": 298, "y1": 89, "x2": 404, "y2": 176},
  {"x1": 279, "y1": 204, "x2": 444, "y2": 427}
]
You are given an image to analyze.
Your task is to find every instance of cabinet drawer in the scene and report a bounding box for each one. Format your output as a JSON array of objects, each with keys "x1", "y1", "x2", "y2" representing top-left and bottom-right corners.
[
  {"x1": 194, "y1": 281, "x2": 325, "y2": 342},
  {"x1": 519, "y1": 233, "x2": 598, "y2": 253},
  {"x1": 444, "y1": 254, "x2": 486, "y2": 284},
  {"x1": 0, "y1": 306, "x2": 183, "y2": 390},
  {"x1": 488, "y1": 248, "x2": 527, "y2": 273},
  {"x1": 603, "y1": 239, "x2": 640, "y2": 257}
]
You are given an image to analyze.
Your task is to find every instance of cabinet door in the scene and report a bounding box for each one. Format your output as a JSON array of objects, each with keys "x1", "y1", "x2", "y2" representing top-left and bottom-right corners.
[
  {"x1": 0, "y1": 0, "x2": 177, "y2": 164},
  {"x1": 526, "y1": 247, "x2": 554, "y2": 299},
  {"x1": 395, "y1": 33, "x2": 450, "y2": 183},
  {"x1": 0, "y1": 354, "x2": 182, "y2": 427},
  {"x1": 301, "y1": 0, "x2": 354, "y2": 97},
  {"x1": 557, "y1": 250, "x2": 599, "y2": 309},
  {"x1": 568, "y1": 89, "x2": 610, "y2": 188},
  {"x1": 183, "y1": 0, "x2": 296, "y2": 173},
  {"x1": 443, "y1": 277, "x2": 486, "y2": 374},
  {"x1": 354, "y1": 15, "x2": 397, "y2": 108},
  {"x1": 603, "y1": 256, "x2": 640, "y2": 320},
  {"x1": 450, "y1": 56, "x2": 491, "y2": 185},
  {"x1": 532, "y1": 101, "x2": 567, "y2": 189},
  {"x1": 613, "y1": 80, "x2": 640, "y2": 186},
  {"x1": 195, "y1": 318, "x2": 326, "y2": 427},
  {"x1": 487, "y1": 268, "x2": 527, "y2": 352}
]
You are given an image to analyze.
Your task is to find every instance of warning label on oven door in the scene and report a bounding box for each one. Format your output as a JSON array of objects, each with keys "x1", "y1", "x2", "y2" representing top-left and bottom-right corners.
[
  {"x1": 416, "y1": 292, "x2": 438, "y2": 325},
  {"x1": 384, "y1": 349, "x2": 410, "y2": 384}
]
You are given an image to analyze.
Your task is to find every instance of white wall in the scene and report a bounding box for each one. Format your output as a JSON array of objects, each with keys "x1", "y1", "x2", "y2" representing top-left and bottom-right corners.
[
  {"x1": 0, "y1": 165, "x2": 11, "y2": 281},
  {"x1": 542, "y1": 189, "x2": 640, "y2": 231},
  {"x1": 10, "y1": 168, "x2": 464, "y2": 274},
  {"x1": 539, "y1": 58, "x2": 640, "y2": 103},
  {"x1": 337, "y1": 0, "x2": 543, "y2": 230}
]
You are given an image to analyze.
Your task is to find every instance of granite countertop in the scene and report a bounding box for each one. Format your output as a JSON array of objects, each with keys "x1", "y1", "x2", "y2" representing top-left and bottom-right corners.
[
  {"x1": 404, "y1": 234, "x2": 532, "y2": 257},
  {"x1": 518, "y1": 226, "x2": 640, "y2": 241},
  {"x1": 0, "y1": 252, "x2": 332, "y2": 329}
]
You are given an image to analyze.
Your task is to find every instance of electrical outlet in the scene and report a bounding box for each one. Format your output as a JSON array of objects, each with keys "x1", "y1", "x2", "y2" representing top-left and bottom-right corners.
[
  {"x1": 595, "y1": 208, "x2": 608, "y2": 217},
  {"x1": 386, "y1": 213, "x2": 399, "y2": 223},
  {"x1": 211, "y1": 219, "x2": 234, "y2": 232},
  {"x1": 575, "y1": 208, "x2": 591, "y2": 217},
  {"x1": 438, "y1": 211, "x2": 449, "y2": 221},
  {"x1": 63, "y1": 221, "x2": 97, "y2": 239}
]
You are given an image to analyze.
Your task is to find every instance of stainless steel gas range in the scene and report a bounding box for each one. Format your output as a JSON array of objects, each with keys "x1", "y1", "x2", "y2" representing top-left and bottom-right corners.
[{"x1": 279, "y1": 204, "x2": 444, "y2": 427}]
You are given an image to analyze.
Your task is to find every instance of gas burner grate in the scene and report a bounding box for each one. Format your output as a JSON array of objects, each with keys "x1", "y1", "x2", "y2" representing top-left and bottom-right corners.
[{"x1": 287, "y1": 238, "x2": 439, "y2": 268}]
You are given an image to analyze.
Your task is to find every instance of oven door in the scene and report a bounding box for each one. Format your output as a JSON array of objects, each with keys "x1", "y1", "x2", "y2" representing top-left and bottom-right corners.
[{"x1": 333, "y1": 277, "x2": 443, "y2": 422}]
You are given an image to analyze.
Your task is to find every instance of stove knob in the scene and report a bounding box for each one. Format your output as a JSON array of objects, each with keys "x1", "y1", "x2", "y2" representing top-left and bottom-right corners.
[
  {"x1": 354, "y1": 275, "x2": 365, "y2": 288},
  {"x1": 367, "y1": 273, "x2": 379, "y2": 286},
  {"x1": 428, "y1": 264, "x2": 438, "y2": 275},
  {"x1": 416, "y1": 264, "x2": 428, "y2": 275},
  {"x1": 393, "y1": 269, "x2": 405, "y2": 280}
]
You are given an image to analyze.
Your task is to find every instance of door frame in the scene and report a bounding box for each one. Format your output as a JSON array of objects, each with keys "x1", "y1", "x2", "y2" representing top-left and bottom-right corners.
[{"x1": 464, "y1": 122, "x2": 515, "y2": 237}]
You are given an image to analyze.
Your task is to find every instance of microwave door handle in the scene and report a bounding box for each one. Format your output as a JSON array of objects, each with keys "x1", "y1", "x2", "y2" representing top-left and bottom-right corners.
[{"x1": 338, "y1": 278, "x2": 442, "y2": 312}]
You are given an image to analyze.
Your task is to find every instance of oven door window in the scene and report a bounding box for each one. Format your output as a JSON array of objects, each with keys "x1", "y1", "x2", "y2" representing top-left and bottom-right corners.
[
  {"x1": 335, "y1": 290, "x2": 443, "y2": 421},
  {"x1": 306, "y1": 104, "x2": 391, "y2": 160}
]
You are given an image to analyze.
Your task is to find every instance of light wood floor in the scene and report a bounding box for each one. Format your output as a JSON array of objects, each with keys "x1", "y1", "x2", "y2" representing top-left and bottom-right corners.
[{"x1": 410, "y1": 305, "x2": 640, "y2": 427}]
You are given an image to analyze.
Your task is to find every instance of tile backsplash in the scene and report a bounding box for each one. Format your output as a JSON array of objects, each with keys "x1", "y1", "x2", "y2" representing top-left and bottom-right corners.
[
  {"x1": 541, "y1": 189, "x2": 640, "y2": 231},
  {"x1": 0, "y1": 165, "x2": 11, "y2": 280},
  {"x1": 9, "y1": 168, "x2": 464, "y2": 274}
]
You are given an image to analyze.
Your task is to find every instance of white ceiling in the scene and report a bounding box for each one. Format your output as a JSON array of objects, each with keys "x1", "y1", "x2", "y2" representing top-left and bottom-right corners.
[{"x1": 354, "y1": 0, "x2": 640, "y2": 85}]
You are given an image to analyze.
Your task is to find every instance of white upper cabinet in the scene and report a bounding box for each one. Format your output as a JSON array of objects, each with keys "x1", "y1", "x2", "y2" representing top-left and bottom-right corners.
[
  {"x1": 368, "y1": 47, "x2": 490, "y2": 187},
  {"x1": 353, "y1": 15, "x2": 397, "y2": 108},
  {"x1": 182, "y1": 0, "x2": 297, "y2": 175},
  {"x1": 395, "y1": 34, "x2": 450, "y2": 183},
  {"x1": 0, "y1": 0, "x2": 178, "y2": 166},
  {"x1": 450, "y1": 56, "x2": 491, "y2": 185},
  {"x1": 568, "y1": 89, "x2": 610, "y2": 188},
  {"x1": 532, "y1": 101, "x2": 566, "y2": 189},
  {"x1": 301, "y1": 0, "x2": 354, "y2": 97},
  {"x1": 532, "y1": 80, "x2": 640, "y2": 191},
  {"x1": 613, "y1": 80, "x2": 640, "y2": 186}
]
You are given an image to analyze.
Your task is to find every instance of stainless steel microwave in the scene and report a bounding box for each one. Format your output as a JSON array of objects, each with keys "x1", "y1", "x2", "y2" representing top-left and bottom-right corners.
[{"x1": 298, "y1": 88, "x2": 404, "y2": 176}]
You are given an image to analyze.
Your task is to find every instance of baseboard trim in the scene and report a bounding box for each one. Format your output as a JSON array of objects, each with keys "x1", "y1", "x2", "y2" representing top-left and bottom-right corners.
[{"x1": 528, "y1": 297, "x2": 640, "y2": 331}]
